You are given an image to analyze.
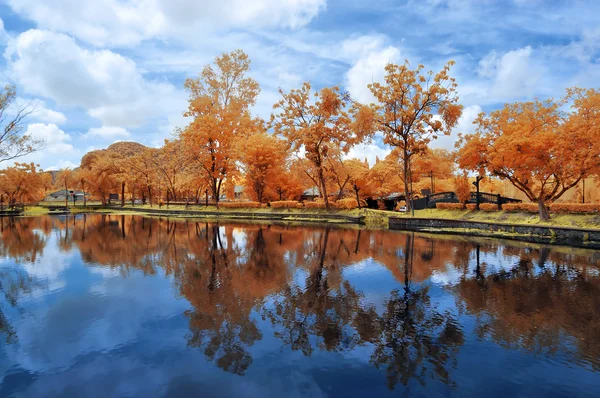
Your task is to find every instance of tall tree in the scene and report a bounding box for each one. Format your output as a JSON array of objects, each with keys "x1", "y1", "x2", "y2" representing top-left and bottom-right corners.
[
  {"x1": 271, "y1": 83, "x2": 371, "y2": 209},
  {"x1": 367, "y1": 61, "x2": 462, "y2": 211},
  {"x1": 0, "y1": 85, "x2": 45, "y2": 164},
  {"x1": 180, "y1": 50, "x2": 260, "y2": 208},
  {"x1": 344, "y1": 159, "x2": 372, "y2": 208},
  {"x1": 456, "y1": 90, "x2": 600, "y2": 221},
  {"x1": 240, "y1": 132, "x2": 287, "y2": 203}
]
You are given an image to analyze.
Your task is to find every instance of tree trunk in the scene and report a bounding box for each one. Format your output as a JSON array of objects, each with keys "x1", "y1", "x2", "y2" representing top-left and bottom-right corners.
[
  {"x1": 537, "y1": 199, "x2": 550, "y2": 222},
  {"x1": 403, "y1": 158, "x2": 411, "y2": 212},
  {"x1": 354, "y1": 185, "x2": 361, "y2": 209},
  {"x1": 318, "y1": 166, "x2": 330, "y2": 210},
  {"x1": 121, "y1": 182, "x2": 125, "y2": 207},
  {"x1": 148, "y1": 186, "x2": 152, "y2": 207},
  {"x1": 82, "y1": 182, "x2": 87, "y2": 207}
]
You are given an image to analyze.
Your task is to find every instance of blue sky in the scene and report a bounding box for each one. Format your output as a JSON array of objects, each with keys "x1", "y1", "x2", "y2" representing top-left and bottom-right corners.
[{"x1": 0, "y1": 0, "x2": 599, "y2": 170}]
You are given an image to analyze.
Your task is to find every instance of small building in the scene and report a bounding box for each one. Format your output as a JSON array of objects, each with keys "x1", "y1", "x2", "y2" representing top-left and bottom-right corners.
[
  {"x1": 46, "y1": 189, "x2": 88, "y2": 202},
  {"x1": 300, "y1": 187, "x2": 320, "y2": 201}
]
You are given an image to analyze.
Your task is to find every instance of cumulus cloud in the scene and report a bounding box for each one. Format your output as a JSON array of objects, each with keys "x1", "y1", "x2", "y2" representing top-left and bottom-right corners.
[
  {"x1": 14, "y1": 123, "x2": 82, "y2": 170},
  {"x1": 345, "y1": 141, "x2": 391, "y2": 167},
  {"x1": 343, "y1": 35, "x2": 401, "y2": 104},
  {"x1": 431, "y1": 104, "x2": 482, "y2": 150},
  {"x1": 5, "y1": 29, "x2": 186, "y2": 129},
  {"x1": 86, "y1": 126, "x2": 131, "y2": 139},
  {"x1": 6, "y1": 0, "x2": 326, "y2": 47},
  {"x1": 5, "y1": 30, "x2": 185, "y2": 127},
  {"x1": 24, "y1": 99, "x2": 68, "y2": 125},
  {"x1": 25, "y1": 123, "x2": 73, "y2": 153}
]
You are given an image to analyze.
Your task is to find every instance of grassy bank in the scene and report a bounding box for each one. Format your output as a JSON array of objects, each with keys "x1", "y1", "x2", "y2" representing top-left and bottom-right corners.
[
  {"x1": 24, "y1": 204, "x2": 600, "y2": 231},
  {"x1": 393, "y1": 208, "x2": 600, "y2": 230}
]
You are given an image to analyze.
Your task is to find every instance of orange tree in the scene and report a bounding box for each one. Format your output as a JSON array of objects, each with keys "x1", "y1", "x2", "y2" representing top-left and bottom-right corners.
[
  {"x1": 0, "y1": 162, "x2": 47, "y2": 207},
  {"x1": 271, "y1": 83, "x2": 371, "y2": 209},
  {"x1": 240, "y1": 132, "x2": 287, "y2": 203},
  {"x1": 456, "y1": 89, "x2": 600, "y2": 221},
  {"x1": 180, "y1": 50, "x2": 260, "y2": 208},
  {"x1": 367, "y1": 61, "x2": 462, "y2": 211},
  {"x1": 344, "y1": 158, "x2": 372, "y2": 208}
]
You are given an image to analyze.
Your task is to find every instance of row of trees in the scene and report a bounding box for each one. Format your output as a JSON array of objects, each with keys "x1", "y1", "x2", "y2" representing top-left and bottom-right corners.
[{"x1": 0, "y1": 50, "x2": 599, "y2": 220}]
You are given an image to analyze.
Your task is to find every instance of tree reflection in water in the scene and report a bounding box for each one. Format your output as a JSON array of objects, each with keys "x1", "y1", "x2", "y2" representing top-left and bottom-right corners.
[
  {"x1": 0, "y1": 215, "x2": 599, "y2": 389},
  {"x1": 456, "y1": 244, "x2": 600, "y2": 370}
]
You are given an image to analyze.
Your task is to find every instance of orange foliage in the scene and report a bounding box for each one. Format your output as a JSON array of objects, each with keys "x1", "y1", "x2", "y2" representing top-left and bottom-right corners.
[
  {"x1": 457, "y1": 88, "x2": 600, "y2": 221},
  {"x1": 271, "y1": 83, "x2": 372, "y2": 209},
  {"x1": 480, "y1": 203, "x2": 499, "y2": 211},
  {"x1": 269, "y1": 201, "x2": 301, "y2": 209},
  {"x1": 453, "y1": 173, "x2": 471, "y2": 203},
  {"x1": 549, "y1": 203, "x2": 600, "y2": 213},
  {"x1": 181, "y1": 50, "x2": 261, "y2": 207},
  {"x1": 334, "y1": 198, "x2": 359, "y2": 210},
  {"x1": 436, "y1": 203, "x2": 465, "y2": 210},
  {"x1": 219, "y1": 201, "x2": 261, "y2": 208},
  {"x1": 304, "y1": 201, "x2": 326, "y2": 209},
  {"x1": 501, "y1": 203, "x2": 539, "y2": 212},
  {"x1": 367, "y1": 61, "x2": 462, "y2": 210}
]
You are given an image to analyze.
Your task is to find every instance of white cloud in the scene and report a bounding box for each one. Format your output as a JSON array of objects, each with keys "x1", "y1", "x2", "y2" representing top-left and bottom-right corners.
[
  {"x1": 344, "y1": 35, "x2": 401, "y2": 104},
  {"x1": 431, "y1": 104, "x2": 482, "y2": 150},
  {"x1": 0, "y1": 18, "x2": 8, "y2": 45},
  {"x1": 26, "y1": 99, "x2": 67, "y2": 125},
  {"x1": 472, "y1": 46, "x2": 541, "y2": 101},
  {"x1": 6, "y1": 0, "x2": 326, "y2": 47},
  {"x1": 46, "y1": 160, "x2": 80, "y2": 171},
  {"x1": 13, "y1": 123, "x2": 83, "y2": 170},
  {"x1": 25, "y1": 123, "x2": 73, "y2": 153},
  {"x1": 86, "y1": 126, "x2": 131, "y2": 139},
  {"x1": 5, "y1": 29, "x2": 185, "y2": 129},
  {"x1": 345, "y1": 142, "x2": 391, "y2": 167}
]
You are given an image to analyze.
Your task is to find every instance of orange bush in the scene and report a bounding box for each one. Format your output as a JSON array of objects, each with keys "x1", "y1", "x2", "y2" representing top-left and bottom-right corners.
[
  {"x1": 304, "y1": 201, "x2": 326, "y2": 209},
  {"x1": 436, "y1": 203, "x2": 465, "y2": 210},
  {"x1": 219, "y1": 201, "x2": 261, "y2": 208},
  {"x1": 501, "y1": 203, "x2": 538, "y2": 212},
  {"x1": 465, "y1": 203, "x2": 477, "y2": 210},
  {"x1": 296, "y1": 202, "x2": 304, "y2": 209},
  {"x1": 335, "y1": 198, "x2": 359, "y2": 210},
  {"x1": 549, "y1": 203, "x2": 600, "y2": 213},
  {"x1": 480, "y1": 203, "x2": 499, "y2": 211},
  {"x1": 270, "y1": 200, "x2": 301, "y2": 209}
]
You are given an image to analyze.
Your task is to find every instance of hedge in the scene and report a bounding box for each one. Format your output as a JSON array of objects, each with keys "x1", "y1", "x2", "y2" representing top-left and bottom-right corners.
[
  {"x1": 465, "y1": 203, "x2": 477, "y2": 210},
  {"x1": 304, "y1": 201, "x2": 326, "y2": 209},
  {"x1": 335, "y1": 198, "x2": 359, "y2": 210},
  {"x1": 436, "y1": 203, "x2": 465, "y2": 210},
  {"x1": 501, "y1": 203, "x2": 539, "y2": 212},
  {"x1": 219, "y1": 201, "x2": 261, "y2": 208},
  {"x1": 480, "y1": 203, "x2": 499, "y2": 211},
  {"x1": 549, "y1": 203, "x2": 600, "y2": 213},
  {"x1": 270, "y1": 200, "x2": 301, "y2": 209}
]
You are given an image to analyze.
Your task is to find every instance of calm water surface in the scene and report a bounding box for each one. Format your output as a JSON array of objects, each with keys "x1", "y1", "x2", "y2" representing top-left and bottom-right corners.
[{"x1": 1, "y1": 215, "x2": 600, "y2": 397}]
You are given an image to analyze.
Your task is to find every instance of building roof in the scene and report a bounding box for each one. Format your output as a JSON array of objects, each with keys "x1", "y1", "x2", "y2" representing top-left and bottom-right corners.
[
  {"x1": 303, "y1": 186, "x2": 320, "y2": 196},
  {"x1": 48, "y1": 189, "x2": 87, "y2": 197}
]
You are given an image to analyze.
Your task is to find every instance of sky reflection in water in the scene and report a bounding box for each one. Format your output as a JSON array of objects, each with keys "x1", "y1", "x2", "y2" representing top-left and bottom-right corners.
[{"x1": 0, "y1": 214, "x2": 599, "y2": 397}]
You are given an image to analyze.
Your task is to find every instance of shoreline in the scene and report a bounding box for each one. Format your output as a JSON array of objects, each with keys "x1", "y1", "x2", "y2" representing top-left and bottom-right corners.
[
  {"x1": 18, "y1": 205, "x2": 600, "y2": 248},
  {"x1": 389, "y1": 216, "x2": 600, "y2": 249}
]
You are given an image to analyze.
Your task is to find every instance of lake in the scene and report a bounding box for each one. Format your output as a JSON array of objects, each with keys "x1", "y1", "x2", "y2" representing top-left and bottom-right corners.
[{"x1": 1, "y1": 214, "x2": 599, "y2": 397}]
